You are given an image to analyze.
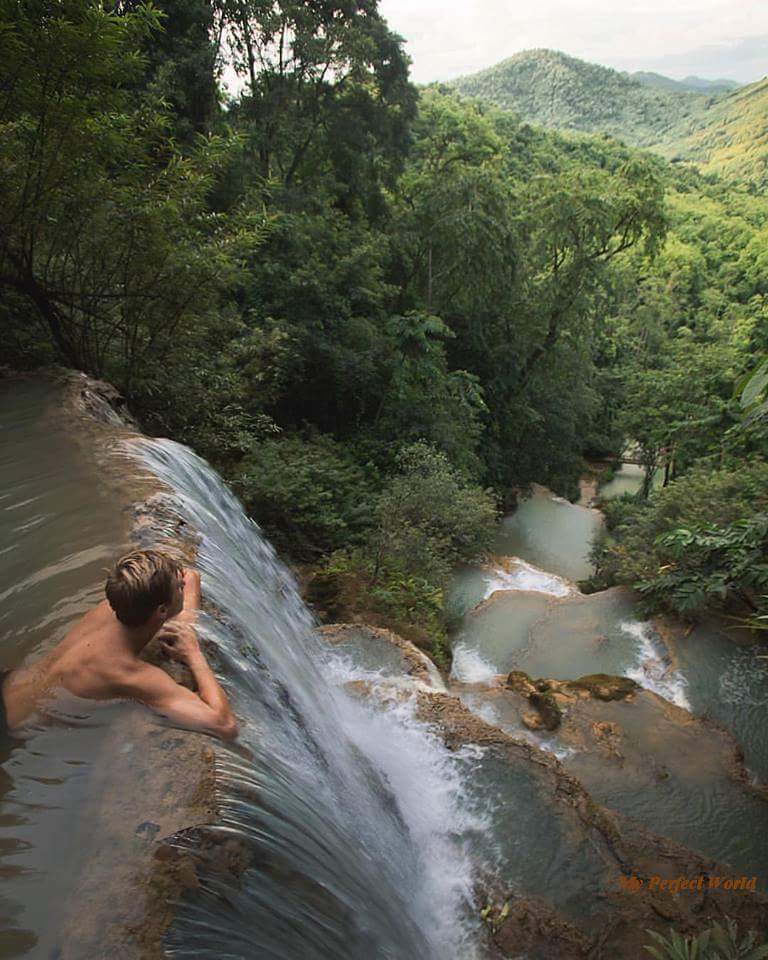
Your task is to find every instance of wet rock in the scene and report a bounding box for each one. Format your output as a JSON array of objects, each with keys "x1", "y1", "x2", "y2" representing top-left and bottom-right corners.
[
  {"x1": 482, "y1": 894, "x2": 590, "y2": 960},
  {"x1": 316, "y1": 622, "x2": 444, "y2": 689},
  {"x1": 529, "y1": 689, "x2": 562, "y2": 730},
  {"x1": 505, "y1": 669, "x2": 638, "y2": 704},
  {"x1": 135, "y1": 820, "x2": 161, "y2": 841},
  {"x1": 64, "y1": 370, "x2": 140, "y2": 429},
  {"x1": 568, "y1": 673, "x2": 640, "y2": 701},
  {"x1": 521, "y1": 711, "x2": 544, "y2": 731},
  {"x1": 591, "y1": 720, "x2": 624, "y2": 761},
  {"x1": 505, "y1": 670, "x2": 536, "y2": 696},
  {"x1": 504, "y1": 670, "x2": 563, "y2": 729}
]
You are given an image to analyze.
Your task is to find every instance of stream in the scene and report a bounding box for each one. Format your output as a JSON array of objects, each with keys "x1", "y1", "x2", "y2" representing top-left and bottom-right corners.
[{"x1": 447, "y1": 484, "x2": 768, "y2": 886}]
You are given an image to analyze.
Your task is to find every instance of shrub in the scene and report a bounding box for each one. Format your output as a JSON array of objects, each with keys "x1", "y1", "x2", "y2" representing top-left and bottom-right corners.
[
  {"x1": 590, "y1": 461, "x2": 768, "y2": 617},
  {"x1": 307, "y1": 547, "x2": 449, "y2": 664},
  {"x1": 234, "y1": 434, "x2": 377, "y2": 560},
  {"x1": 368, "y1": 441, "x2": 499, "y2": 585},
  {"x1": 306, "y1": 442, "x2": 499, "y2": 664},
  {"x1": 644, "y1": 919, "x2": 768, "y2": 960}
]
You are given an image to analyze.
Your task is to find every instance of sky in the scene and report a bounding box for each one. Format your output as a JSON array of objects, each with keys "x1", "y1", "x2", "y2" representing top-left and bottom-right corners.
[{"x1": 377, "y1": 0, "x2": 768, "y2": 85}]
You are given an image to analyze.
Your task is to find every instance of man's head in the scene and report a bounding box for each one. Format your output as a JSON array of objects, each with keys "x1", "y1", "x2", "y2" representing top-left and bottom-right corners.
[{"x1": 105, "y1": 549, "x2": 184, "y2": 628}]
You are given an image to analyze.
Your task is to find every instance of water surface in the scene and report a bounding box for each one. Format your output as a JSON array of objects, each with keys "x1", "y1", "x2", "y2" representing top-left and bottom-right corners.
[
  {"x1": 0, "y1": 378, "x2": 132, "y2": 960},
  {"x1": 493, "y1": 486, "x2": 603, "y2": 582}
]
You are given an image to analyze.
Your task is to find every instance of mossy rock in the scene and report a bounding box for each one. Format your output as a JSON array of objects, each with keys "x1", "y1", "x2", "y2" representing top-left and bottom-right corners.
[
  {"x1": 506, "y1": 670, "x2": 535, "y2": 694},
  {"x1": 528, "y1": 690, "x2": 562, "y2": 730},
  {"x1": 569, "y1": 674, "x2": 639, "y2": 701}
]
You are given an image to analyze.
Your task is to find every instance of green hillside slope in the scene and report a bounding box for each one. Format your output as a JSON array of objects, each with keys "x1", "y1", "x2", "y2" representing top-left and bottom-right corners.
[
  {"x1": 450, "y1": 49, "x2": 710, "y2": 146},
  {"x1": 450, "y1": 49, "x2": 767, "y2": 186},
  {"x1": 659, "y1": 77, "x2": 768, "y2": 186}
]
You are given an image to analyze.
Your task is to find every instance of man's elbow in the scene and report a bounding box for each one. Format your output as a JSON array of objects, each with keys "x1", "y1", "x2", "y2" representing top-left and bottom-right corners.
[{"x1": 215, "y1": 716, "x2": 239, "y2": 741}]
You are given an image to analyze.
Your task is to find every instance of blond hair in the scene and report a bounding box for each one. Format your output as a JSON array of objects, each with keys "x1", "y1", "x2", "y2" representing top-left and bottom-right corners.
[{"x1": 105, "y1": 549, "x2": 182, "y2": 627}]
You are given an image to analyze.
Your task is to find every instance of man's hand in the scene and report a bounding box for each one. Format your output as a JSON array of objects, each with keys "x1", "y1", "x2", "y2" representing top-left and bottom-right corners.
[{"x1": 157, "y1": 620, "x2": 200, "y2": 664}]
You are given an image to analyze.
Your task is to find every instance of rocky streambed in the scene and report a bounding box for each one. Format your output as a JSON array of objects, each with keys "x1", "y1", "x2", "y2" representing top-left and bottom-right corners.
[{"x1": 318, "y1": 621, "x2": 768, "y2": 958}]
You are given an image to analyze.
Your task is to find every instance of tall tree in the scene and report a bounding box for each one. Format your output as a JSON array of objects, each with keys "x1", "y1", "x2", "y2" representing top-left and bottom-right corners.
[
  {"x1": 217, "y1": 0, "x2": 416, "y2": 211},
  {"x1": 0, "y1": 0, "x2": 262, "y2": 388}
]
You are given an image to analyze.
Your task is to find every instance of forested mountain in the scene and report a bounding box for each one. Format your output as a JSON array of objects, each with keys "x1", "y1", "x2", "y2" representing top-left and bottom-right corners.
[
  {"x1": 449, "y1": 49, "x2": 711, "y2": 145},
  {"x1": 656, "y1": 78, "x2": 768, "y2": 186},
  {"x1": 451, "y1": 49, "x2": 768, "y2": 187}
]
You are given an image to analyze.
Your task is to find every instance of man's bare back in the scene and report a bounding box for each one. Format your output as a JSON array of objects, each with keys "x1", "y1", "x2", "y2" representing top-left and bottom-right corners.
[{"x1": 0, "y1": 551, "x2": 238, "y2": 742}]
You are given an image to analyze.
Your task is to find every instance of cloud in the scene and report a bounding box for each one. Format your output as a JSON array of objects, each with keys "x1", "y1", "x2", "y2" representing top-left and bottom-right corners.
[
  {"x1": 610, "y1": 34, "x2": 768, "y2": 83},
  {"x1": 378, "y1": 0, "x2": 768, "y2": 84}
]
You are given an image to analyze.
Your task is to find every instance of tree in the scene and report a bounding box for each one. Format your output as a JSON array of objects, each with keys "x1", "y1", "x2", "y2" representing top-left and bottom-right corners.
[
  {"x1": 217, "y1": 0, "x2": 416, "y2": 209},
  {"x1": 390, "y1": 92, "x2": 668, "y2": 493},
  {"x1": 120, "y1": 0, "x2": 220, "y2": 142},
  {"x1": 368, "y1": 441, "x2": 499, "y2": 585},
  {"x1": 0, "y1": 0, "x2": 264, "y2": 389}
]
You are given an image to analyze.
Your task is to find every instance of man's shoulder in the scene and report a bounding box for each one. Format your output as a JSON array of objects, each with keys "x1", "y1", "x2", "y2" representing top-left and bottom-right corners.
[{"x1": 109, "y1": 660, "x2": 173, "y2": 697}]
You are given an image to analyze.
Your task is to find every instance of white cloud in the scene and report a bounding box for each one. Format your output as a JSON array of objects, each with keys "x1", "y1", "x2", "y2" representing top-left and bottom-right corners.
[{"x1": 378, "y1": 0, "x2": 768, "y2": 83}]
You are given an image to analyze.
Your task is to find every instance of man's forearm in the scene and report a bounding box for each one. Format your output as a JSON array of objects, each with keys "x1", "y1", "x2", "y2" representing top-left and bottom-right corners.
[
  {"x1": 186, "y1": 650, "x2": 235, "y2": 724},
  {"x1": 176, "y1": 569, "x2": 201, "y2": 623}
]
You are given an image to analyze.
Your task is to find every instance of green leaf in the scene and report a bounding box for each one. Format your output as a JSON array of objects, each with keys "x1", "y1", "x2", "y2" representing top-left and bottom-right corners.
[{"x1": 737, "y1": 358, "x2": 768, "y2": 409}]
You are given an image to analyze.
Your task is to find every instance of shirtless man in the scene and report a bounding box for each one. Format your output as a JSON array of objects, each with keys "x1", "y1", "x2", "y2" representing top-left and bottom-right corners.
[{"x1": 0, "y1": 549, "x2": 238, "y2": 741}]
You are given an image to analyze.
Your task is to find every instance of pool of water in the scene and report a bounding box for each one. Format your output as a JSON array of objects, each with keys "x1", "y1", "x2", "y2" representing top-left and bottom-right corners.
[
  {"x1": 455, "y1": 749, "x2": 612, "y2": 923},
  {"x1": 450, "y1": 591, "x2": 553, "y2": 682},
  {"x1": 593, "y1": 462, "x2": 665, "y2": 501},
  {"x1": 448, "y1": 476, "x2": 768, "y2": 888},
  {"x1": 0, "y1": 378, "x2": 133, "y2": 959},
  {"x1": 667, "y1": 620, "x2": 768, "y2": 783},
  {"x1": 493, "y1": 485, "x2": 603, "y2": 582},
  {"x1": 458, "y1": 685, "x2": 768, "y2": 886}
]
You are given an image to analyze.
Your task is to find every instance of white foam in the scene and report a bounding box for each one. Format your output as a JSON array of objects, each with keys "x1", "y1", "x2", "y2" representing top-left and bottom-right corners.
[
  {"x1": 518, "y1": 729, "x2": 577, "y2": 762},
  {"x1": 423, "y1": 657, "x2": 448, "y2": 692},
  {"x1": 482, "y1": 557, "x2": 574, "y2": 599},
  {"x1": 450, "y1": 642, "x2": 500, "y2": 684},
  {"x1": 621, "y1": 619, "x2": 691, "y2": 710},
  {"x1": 334, "y1": 687, "x2": 490, "y2": 958}
]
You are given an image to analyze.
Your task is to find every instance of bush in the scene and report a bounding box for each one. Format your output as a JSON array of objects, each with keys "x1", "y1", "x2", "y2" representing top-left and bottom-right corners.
[
  {"x1": 234, "y1": 433, "x2": 378, "y2": 560},
  {"x1": 306, "y1": 442, "x2": 499, "y2": 664},
  {"x1": 307, "y1": 547, "x2": 449, "y2": 664},
  {"x1": 368, "y1": 441, "x2": 499, "y2": 585},
  {"x1": 590, "y1": 461, "x2": 768, "y2": 617},
  {"x1": 644, "y1": 918, "x2": 768, "y2": 959}
]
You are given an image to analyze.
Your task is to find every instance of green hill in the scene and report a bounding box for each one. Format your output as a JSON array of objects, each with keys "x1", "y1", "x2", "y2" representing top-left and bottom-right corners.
[
  {"x1": 450, "y1": 50, "x2": 768, "y2": 187},
  {"x1": 659, "y1": 77, "x2": 768, "y2": 186},
  {"x1": 449, "y1": 49, "x2": 710, "y2": 147}
]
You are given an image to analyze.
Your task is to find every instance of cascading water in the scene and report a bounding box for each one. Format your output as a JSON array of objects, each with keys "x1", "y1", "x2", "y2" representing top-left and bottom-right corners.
[{"x1": 123, "y1": 437, "x2": 487, "y2": 960}]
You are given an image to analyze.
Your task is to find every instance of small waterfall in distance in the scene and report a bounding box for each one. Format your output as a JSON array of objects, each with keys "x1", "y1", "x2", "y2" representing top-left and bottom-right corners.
[{"x1": 126, "y1": 437, "x2": 487, "y2": 960}]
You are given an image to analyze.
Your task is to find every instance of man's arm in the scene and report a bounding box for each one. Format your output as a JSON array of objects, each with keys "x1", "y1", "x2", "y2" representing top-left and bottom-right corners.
[
  {"x1": 126, "y1": 621, "x2": 238, "y2": 741},
  {"x1": 174, "y1": 568, "x2": 201, "y2": 624},
  {"x1": 160, "y1": 619, "x2": 237, "y2": 735}
]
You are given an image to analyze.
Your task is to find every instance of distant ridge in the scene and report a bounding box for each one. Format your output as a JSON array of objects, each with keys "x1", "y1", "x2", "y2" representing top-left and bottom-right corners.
[
  {"x1": 449, "y1": 49, "x2": 767, "y2": 186},
  {"x1": 629, "y1": 71, "x2": 739, "y2": 95}
]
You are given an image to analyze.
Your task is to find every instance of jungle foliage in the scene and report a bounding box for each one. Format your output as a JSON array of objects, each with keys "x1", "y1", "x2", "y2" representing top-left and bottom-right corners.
[{"x1": 1, "y1": 0, "x2": 766, "y2": 643}]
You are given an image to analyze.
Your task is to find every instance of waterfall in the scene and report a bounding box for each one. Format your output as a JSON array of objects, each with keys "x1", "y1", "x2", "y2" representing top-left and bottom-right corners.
[{"x1": 124, "y1": 437, "x2": 486, "y2": 960}]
